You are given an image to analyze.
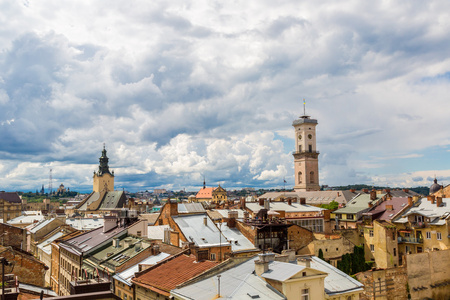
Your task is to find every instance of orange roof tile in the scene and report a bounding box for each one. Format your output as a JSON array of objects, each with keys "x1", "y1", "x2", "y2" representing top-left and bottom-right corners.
[
  {"x1": 132, "y1": 254, "x2": 218, "y2": 292},
  {"x1": 196, "y1": 187, "x2": 216, "y2": 199}
]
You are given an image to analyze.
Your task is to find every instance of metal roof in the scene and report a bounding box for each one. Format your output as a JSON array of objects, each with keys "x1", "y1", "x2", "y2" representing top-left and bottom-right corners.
[
  {"x1": 333, "y1": 193, "x2": 384, "y2": 214},
  {"x1": 261, "y1": 261, "x2": 309, "y2": 281},
  {"x1": 246, "y1": 202, "x2": 325, "y2": 214},
  {"x1": 66, "y1": 217, "x2": 104, "y2": 230},
  {"x1": 220, "y1": 223, "x2": 258, "y2": 252},
  {"x1": 178, "y1": 203, "x2": 205, "y2": 213},
  {"x1": 394, "y1": 197, "x2": 450, "y2": 225},
  {"x1": 113, "y1": 252, "x2": 170, "y2": 286},
  {"x1": 173, "y1": 214, "x2": 229, "y2": 248},
  {"x1": 7, "y1": 214, "x2": 45, "y2": 225},
  {"x1": 171, "y1": 257, "x2": 286, "y2": 300},
  {"x1": 309, "y1": 256, "x2": 364, "y2": 296},
  {"x1": 37, "y1": 231, "x2": 64, "y2": 254}
]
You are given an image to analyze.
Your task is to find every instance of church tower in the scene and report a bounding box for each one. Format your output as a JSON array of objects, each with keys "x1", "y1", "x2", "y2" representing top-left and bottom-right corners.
[
  {"x1": 93, "y1": 145, "x2": 115, "y2": 193},
  {"x1": 293, "y1": 111, "x2": 320, "y2": 191}
]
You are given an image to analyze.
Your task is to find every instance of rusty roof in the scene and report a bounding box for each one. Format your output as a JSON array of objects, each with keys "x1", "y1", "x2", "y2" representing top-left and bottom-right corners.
[{"x1": 132, "y1": 254, "x2": 218, "y2": 294}]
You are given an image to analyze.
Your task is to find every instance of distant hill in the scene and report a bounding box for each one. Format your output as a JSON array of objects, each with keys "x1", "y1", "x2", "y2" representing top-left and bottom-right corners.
[{"x1": 328, "y1": 184, "x2": 429, "y2": 196}]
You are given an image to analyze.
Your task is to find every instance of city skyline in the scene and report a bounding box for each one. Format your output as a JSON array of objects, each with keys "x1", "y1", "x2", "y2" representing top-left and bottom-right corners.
[{"x1": 1, "y1": 1, "x2": 450, "y2": 192}]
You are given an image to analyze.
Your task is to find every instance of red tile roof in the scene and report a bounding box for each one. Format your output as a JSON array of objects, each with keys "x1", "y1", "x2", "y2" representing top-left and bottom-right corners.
[
  {"x1": 196, "y1": 187, "x2": 216, "y2": 199},
  {"x1": 132, "y1": 254, "x2": 218, "y2": 294}
]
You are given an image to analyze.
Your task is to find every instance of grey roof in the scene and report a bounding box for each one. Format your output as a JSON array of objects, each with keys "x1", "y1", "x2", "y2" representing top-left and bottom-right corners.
[
  {"x1": 215, "y1": 209, "x2": 246, "y2": 219},
  {"x1": 101, "y1": 191, "x2": 125, "y2": 210},
  {"x1": 394, "y1": 197, "x2": 450, "y2": 225},
  {"x1": 19, "y1": 283, "x2": 58, "y2": 297},
  {"x1": 259, "y1": 190, "x2": 349, "y2": 205},
  {"x1": 7, "y1": 214, "x2": 45, "y2": 225},
  {"x1": 261, "y1": 261, "x2": 309, "y2": 281},
  {"x1": 246, "y1": 202, "x2": 325, "y2": 214},
  {"x1": 333, "y1": 193, "x2": 384, "y2": 214},
  {"x1": 60, "y1": 225, "x2": 127, "y2": 255},
  {"x1": 37, "y1": 231, "x2": 64, "y2": 254},
  {"x1": 220, "y1": 223, "x2": 258, "y2": 253},
  {"x1": 28, "y1": 218, "x2": 55, "y2": 234},
  {"x1": 171, "y1": 257, "x2": 286, "y2": 300},
  {"x1": 173, "y1": 214, "x2": 229, "y2": 248},
  {"x1": 292, "y1": 116, "x2": 318, "y2": 125},
  {"x1": 178, "y1": 203, "x2": 205, "y2": 213},
  {"x1": 66, "y1": 217, "x2": 104, "y2": 230},
  {"x1": 310, "y1": 256, "x2": 364, "y2": 296},
  {"x1": 113, "y1": 252, "x2": 170, "y2": 286}
]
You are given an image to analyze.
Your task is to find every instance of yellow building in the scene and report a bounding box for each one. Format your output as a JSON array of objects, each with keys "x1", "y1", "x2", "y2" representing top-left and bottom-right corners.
[
  {"x1": 93, "y1": 146, "x2": 114, "y2": 193},
  {"x1": 393, "y1": 196, "x2": 450, "y2": 264},
  {"x1": 0, "y1": 192, "x2": 22, "y2": 222},
  {"x1": 195, "y1": 181, "x2": 227, "y2": 202}
]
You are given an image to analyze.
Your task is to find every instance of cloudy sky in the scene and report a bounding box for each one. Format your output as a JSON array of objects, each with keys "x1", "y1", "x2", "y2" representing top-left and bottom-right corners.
[{"x1": 1, "y1": 1, "x2": 450, "y2": 192}]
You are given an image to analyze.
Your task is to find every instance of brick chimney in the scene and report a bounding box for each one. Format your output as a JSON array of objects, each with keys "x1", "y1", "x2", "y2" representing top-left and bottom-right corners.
[
  {"x1": 240, "y1": 197, "x2": 246, "y2": 210},
  {"x1": 370, "y1": 189, "x2": 377, "y2": 201},
  {"x1": 427, "y1": 195, "x2": 435, "y2": 202},
  {"x1": 436, "y1": 197, "x2": 443, "y2": 207},
  {"x1": 255, "y1": 253, "x2": 275, "y2": 276},
  {"x1": 228, "y1": 211, "x2": 238, "y2": 228},
  {"x1": 259, "y1": 198, "x2": 264, "y2": 206},
  {"x1": 363, "y1": 188, "x2": 369, "y2": 193},
  {"x1": 168, "y1": 200, "x2": 178, "y2": 216},
  {"x1": 408, "y1": 197, "x2": 413, "y2": 207},
  {"x1": 288, "y1": 198, "x2": 292, "y2": 206},
  {"x1": 300, "y1": 198, "x2": 306, "y2": 205},
  {"x1": 350, "y1": 189, "x2": 356, "y2": 193},
  {"x1": 403, "y1": 189, "x2": 409, "y2": 193}
]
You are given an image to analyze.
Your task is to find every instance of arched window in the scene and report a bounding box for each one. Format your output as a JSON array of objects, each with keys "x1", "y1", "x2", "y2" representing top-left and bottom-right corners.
[
  {"x1": 298, "y1": 172, "x2": 302, "y2": 184},
  {"x1": 310, "y1": 171, "x2": 314, "y2": 183}
]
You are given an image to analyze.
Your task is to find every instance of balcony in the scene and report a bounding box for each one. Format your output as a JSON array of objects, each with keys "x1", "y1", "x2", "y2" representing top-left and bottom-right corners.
[
  {"x1": 411, "y1": 221, "x2": 427, "y2": 228},
  {"x1": 398, "y1": 236, "x2": 423, "y2": 244},
  {"x1": 292, "y1": 151, "x2": 320, "y2": 159}
]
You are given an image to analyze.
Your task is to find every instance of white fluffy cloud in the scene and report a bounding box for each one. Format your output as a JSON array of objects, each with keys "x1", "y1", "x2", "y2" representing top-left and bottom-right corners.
[{"x1": 1, "y1": 1, "x2": 450, "y2": 191}]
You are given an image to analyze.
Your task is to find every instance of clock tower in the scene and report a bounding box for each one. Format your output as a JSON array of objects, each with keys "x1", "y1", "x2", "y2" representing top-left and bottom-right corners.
[{"x1": 293, "y1": 113, "x2": 320, "y2": 191}]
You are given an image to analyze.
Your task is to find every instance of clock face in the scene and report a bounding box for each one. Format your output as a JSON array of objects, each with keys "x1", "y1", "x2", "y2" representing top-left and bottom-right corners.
[
  {"x1": 308, "y1": 134, "x2": 312, "y2": 139},
  {"x1": 298, "y1": 134, "x2": 302, "y2": 140}
]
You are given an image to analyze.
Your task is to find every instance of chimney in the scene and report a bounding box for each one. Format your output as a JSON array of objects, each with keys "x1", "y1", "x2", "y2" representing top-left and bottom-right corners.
[
  {"x1": 337, "y1": 192, "x2": 340, "y2": 197},
  {"x1": 240, "y1": 197, "x2": 246, "y2": 210},
  {"x1": 297, "y1": 256, "x2": 311, "y2": 268},
  {"x1": 228, "y1": 211, "x2": 238, "y2": 228},
  {"x1": 254, "y1": 253, "x2": 275, "y2": 276},
  {"x1": 413, "y1": 196, "x2": 419, "y2": 203},
  {"x1": 244, "y1": 211, "x2": 249, "y2": 222},
  {"x1": 203, "y1": 216, "x2": 208, "y2": 226},
  {"x1": 103, "y1": 216, "x2": 118, "y2": 233},
  {"x1": 259, "y1": 198, "x2": 264, "y2": 206},
  {"x1": 288, "y1": 198, "x2": 292, "y2": 206},
  {"x1": 264, "y1": 199, "x2": 270, "y2": 210},
  {"x1": 408, "y1": 197, "x2": 413, "y2": 207},
  {"x1": 368, "y1": 202, "x2": 373, "y2": 208},
  {"x1": 427, "y1": 195, "x2": 435, "y2": 202},
  {"x1": 403, "y1": 189, "x2": 409, "y2": 193},
  {"x1": 385, "y1": 205, "x2": 393, "y2": 211},
  {"x1": 169, "y1": 200, "x2": 178, "y2": 216},
  {"x1": 300, "y1": 198, "x2": 306, "y2": 205},
  {"x1": 363, "y1": 188, "x2": 369, "y2": 193},
  {"x1": 432, "y1": 197, "x2": 436, "y2": 204},
  {"x1": 436, "y1": 197, "x2": 443, "y2": 207},
  {"x1": 370, "y1": 189, "x2": 377, "y2": 201},
  {"x1": 350, "y1": 189, "x2": 356, "y2": 193},
  {"x1": 112, "y1": 238, "x2": 120, "y2": 248},
  {"x1": 152, "y1": 244, "x2": 160, "y2": 255},
  {"x1": 292, "y1": 197, "x2": 297, "y2": 203},
  {"x1": 135, "y1": 242, "x2": 142, "y2": 252}
]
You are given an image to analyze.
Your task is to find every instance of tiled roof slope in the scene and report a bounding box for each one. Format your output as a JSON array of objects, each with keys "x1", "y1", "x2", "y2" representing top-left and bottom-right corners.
[
  {"x1": 0, "y1": 192, "x2": 21, "y2": 203},
  {"x1": 196, "y1": 187, "x2": 216, "y2": 198},
  {"x1": 132, "y1": 254, "x2": 218, "y2": 295},
  {"x1": 364, "y1": 197, "x2": 410, "y2": 221}
]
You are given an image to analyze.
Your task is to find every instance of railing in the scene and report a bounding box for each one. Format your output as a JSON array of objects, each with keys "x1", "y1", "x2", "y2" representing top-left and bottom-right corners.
[
  {"x1": 292, "y1": 151, "x2": 320, "y2": 155},
  {"x1": 397, "y1": 236, "x2": 423, "y2": 243},
  {"x1": 411, "y1": 222, "x2": 426, "y2": 228}
]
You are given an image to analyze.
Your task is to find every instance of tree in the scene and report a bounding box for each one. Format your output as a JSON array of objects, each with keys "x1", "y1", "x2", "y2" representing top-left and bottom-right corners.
[{"x1": 318, "y1": 248, "x2": 324, "y2": 260}]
